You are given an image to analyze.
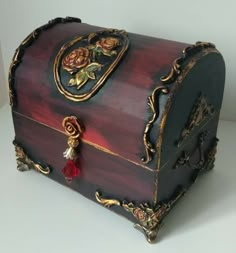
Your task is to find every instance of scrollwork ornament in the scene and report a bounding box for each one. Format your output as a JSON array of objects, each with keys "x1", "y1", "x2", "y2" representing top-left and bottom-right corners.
[{"x1": 14, "y1": 142, "x2": 51, "y2": 175}]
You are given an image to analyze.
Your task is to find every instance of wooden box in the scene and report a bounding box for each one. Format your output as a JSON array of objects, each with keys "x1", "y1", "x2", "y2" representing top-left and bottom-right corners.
[{"x1": 9, "y1": 17, "x2": 225, "y2": 243}]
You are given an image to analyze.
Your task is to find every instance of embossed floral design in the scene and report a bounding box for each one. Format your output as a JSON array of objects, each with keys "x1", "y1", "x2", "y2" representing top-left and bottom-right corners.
[
  {"x1": 133, "y1": 207, "x2": 148, "y2": 222},
  {"x1": 62, "y1": 48, "x2": 91, "y2": 74},
  {"x1": 68, "y1": 62, "x2": 102, "y2": 88},
  {"x1": 62, "y1": 116, "x2": 83, "y2": 139},
  {"x1": 95, "y1": 37, "x2": 120, "y2": 56},
  {"x1": 62, "y1": 34, "x2": 120, "y2": 89}
]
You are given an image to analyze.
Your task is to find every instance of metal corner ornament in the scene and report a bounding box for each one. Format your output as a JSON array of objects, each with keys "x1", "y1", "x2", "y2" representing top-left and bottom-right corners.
[
  {"x1": 95, "y1": 190, "x2": 185, "y2": 243},
  {"x1": 14, "y1": 141, "x2": 51, "y2": 175},
  {"x1": 54, "y1": 29, "x2": 129, "y2": 102}
]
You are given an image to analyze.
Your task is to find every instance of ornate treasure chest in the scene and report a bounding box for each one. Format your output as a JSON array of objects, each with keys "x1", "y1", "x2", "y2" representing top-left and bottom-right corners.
[{"x1": 9, "y1": 17, "x2": 225, "y2": 243}]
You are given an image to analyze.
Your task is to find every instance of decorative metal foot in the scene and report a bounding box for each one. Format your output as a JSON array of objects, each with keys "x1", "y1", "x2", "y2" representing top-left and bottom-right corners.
[
  {"x1": 95, "y1": 190, "x2": 185, "y2": 243},
  {"x1": 134, "y1": 223, "x2": 160, "y2": 243},
  {"x1": 14, "y1": 141, "x2": 51, "y2": 175}
]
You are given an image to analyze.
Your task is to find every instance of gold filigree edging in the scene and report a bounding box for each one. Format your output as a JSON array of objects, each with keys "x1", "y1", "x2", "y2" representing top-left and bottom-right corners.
[
  {"x1": 141, "y1": 86, "x2": 169, "y2": 164},
  {"x1": 160, "y1": 42, "x2": 216, "y2": 83},
  {"x1": 14, "y1": 141, "x2": 51, "y2": 175},
  {"x1": 177, "y1": 94, "x2": 215, "y2": 147},
  {"x1": 8, "y1": 17, "x2": 81, "y2": 107},
  {"x1": 142, "y1": 42, "x2": 216, "y2": 165},
  {"x1": 95, "y1": 189, "x2": 185, "y2": 243}
]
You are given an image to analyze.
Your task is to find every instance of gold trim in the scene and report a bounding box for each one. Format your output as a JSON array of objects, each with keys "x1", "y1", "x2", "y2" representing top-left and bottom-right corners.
[
  {"x1": 12, "y1": 110, "x2": 153, "y2": 172},
  {"x1": 95, "y1": 191, "x2": 121, "y2": 207},
  {"x1": 14, "y1": 142, "x2": 51, "y2": 175},
  {"x1": 95, "y1": 189, "x2": 185, "y2": 243},
  {"x1": 8, "y1": 48, "x2": 21, "y2": 106},
  {"x1": 53, "y1": 29, "x2": 129, "y2": 102},
  {"x1": 8, "y1": 17, "x2": 81, "y2": 107},
  {"x1": 177, "y1": 94, "x2": 215, "y2": 147},
  {"x1": 141, "y1": 86, "x2": 169, "y2": 164},
  {"x1": 160, "y1": 42, "x2": 215, "y2": 83}
]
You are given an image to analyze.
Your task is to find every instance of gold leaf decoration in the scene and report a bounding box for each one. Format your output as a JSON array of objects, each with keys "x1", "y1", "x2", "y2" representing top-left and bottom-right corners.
[
  {"x1": 95, "y1": 191, "x2": 121, "y2": 208},
  {"x1": 14, "y1": 142, "x2": 51, "y2": 175},
  {"x1": 95, "y1": 190, "x2": 185, "y2": 243}
]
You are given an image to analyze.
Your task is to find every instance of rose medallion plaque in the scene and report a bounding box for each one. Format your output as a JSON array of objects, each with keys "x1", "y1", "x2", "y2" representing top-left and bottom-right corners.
[{"x1": 53, "y1": 29, "x2": 129, "y2": 102}]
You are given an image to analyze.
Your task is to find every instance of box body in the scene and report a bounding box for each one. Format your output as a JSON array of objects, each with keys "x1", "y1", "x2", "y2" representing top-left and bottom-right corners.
[{"x1": 10, "y1": 17, "x2": 225, "y2": 242}]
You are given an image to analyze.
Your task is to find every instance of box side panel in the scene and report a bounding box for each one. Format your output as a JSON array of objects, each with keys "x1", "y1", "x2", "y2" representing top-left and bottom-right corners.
[
  {"x1": 158, "y1": 112, "x2": 220, "y2": 202},
  {"x1": 159, "y1": 51, "x2": 225, "y2": 169},
  {"x1": 157, "y1": 50, "x2": 225, "y2": 202},
  {"x1": 12, "y1": 111, "x2": 155, "y2": 222}
]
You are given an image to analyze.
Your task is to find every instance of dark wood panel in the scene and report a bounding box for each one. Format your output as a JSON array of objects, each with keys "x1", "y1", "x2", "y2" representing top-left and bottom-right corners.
[{"x1": 13, "y1": 112, "x2": 155, "y2": 208}]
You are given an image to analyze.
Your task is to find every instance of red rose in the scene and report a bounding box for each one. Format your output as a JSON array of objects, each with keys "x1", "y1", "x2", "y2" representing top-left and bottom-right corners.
[
  {"x1": 96, "y1": 37, "x2": 119, "y2": 53},
  {"x1": 133, "y1": 208, "x2": 148, "y2": 222},
  {"x1": 62, "y1": 48, "x2": 90, "y2": 73},
  {"x1": 62, "y1": 116, "x2": 83, "y2": 139}
]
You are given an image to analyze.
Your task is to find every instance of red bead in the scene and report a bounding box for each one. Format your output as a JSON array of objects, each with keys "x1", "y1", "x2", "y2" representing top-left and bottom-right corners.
[{"x1": 62, "y1": 160, "x2": 80, "y2": 181}]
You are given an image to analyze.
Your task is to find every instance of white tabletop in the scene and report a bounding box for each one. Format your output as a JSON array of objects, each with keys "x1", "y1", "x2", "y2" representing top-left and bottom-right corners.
[{"x1": 0, "y1": 104, "x2": 235, "y2": 253}]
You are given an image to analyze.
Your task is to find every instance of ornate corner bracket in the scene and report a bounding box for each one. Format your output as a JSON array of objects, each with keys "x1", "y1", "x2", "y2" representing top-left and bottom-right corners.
[
  {"x1": 14, "y1": 141, "x2": 51, "y2": 175},
  {"x1": 141, "y1": 41, "x2": 216, "y2": 164},
  {"x1": 95, "y1": 190, "x2": 185, "y2": 243},
  {"x1": 8, "y1": 17, "x2": 81, "y2": 107}
]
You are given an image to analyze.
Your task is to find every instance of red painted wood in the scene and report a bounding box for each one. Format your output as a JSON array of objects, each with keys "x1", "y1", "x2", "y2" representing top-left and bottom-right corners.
[
  {"x1": 13, "y1": 112, "x2": 155, "y2": 204},
  {"x1": 12, "y1": 21, "x2": 190, "y2": 170}
]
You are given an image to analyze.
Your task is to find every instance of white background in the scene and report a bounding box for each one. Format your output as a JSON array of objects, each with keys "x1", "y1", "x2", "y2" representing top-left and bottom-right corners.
[
  {"x1": 0, "y1": 1, "x2": 236, "y2": 252},
  {"x1": 0, "y1": 0, "x2": 236, "y2": 119}
]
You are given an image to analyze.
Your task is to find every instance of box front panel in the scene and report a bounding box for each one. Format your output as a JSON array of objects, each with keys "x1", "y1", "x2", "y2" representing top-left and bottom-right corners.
[{"x1": 13, "y1": 111, "x2": 155, "y2": 221}]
